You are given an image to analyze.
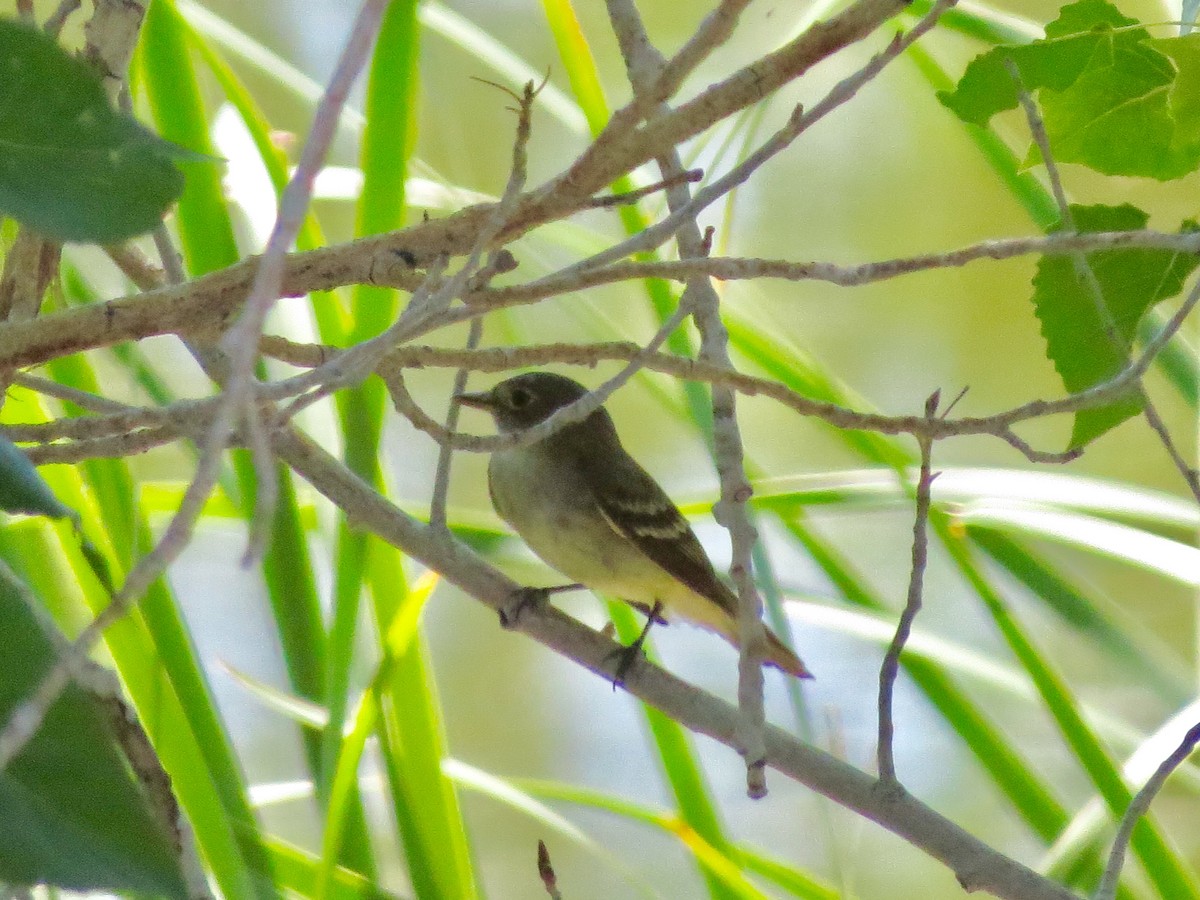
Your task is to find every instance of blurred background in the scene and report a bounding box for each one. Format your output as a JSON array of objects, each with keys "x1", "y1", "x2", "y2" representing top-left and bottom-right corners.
[{"x1": 7, "y1": 0, "x2": 1200, "y2": 897}]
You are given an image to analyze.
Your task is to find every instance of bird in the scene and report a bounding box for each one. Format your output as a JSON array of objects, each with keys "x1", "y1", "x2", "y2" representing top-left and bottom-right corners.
[{"x1": 457, "y1": 371, "x2": 810, "y2": 680}]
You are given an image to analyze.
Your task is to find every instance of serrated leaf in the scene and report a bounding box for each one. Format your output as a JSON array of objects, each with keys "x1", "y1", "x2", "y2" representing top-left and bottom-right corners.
[
  {"x1": 1037, "y1": 33, "x2": 1196, "y2": 178},
  {"x1": 938, "y1": 0, "x2": 1139, "y2": 125},
  {"x1": 1030, "y1": 204, "x2": 1200, "y2": 447},
  {"x1": 1150, "y1": 34, "x2": 1200, "y2": 151},
  {"x1": 940, "y1": 0, "x2": 1200, "y2": 179},
  {"x1": 0, "y1": 19, "x2": 194, "y2": 242},
  {"x1": 0, "y1": 432, "x2": 72, "y2": 519},
  {"x1": 0, "y1": 563, "x2": 187, "y2": 897}
]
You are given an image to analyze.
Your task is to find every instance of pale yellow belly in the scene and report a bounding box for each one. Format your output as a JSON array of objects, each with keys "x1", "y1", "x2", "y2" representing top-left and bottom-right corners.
[{"x1": 488, "y1": 447, "x2": 738, "y2": 639}]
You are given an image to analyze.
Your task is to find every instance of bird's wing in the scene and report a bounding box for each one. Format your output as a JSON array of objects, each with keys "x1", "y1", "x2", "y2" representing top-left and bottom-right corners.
[{"x1": 579, "y1": 451, "x2": 738, "y2": 617}]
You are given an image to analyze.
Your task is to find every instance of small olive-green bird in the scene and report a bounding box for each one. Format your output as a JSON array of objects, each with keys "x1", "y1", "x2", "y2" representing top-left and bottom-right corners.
[{"x1": 458, "y1": 371, "x2": 810, "y2": 678}]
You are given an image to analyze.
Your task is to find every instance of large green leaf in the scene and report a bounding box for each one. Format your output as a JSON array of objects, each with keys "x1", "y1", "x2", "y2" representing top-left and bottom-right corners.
[
  {"x1": 0, "y1": 19, "x2": 192, "y2": 242},
  {"x1": 1031, "y1": 203, "x2": 1199, "y2": 447},
  {"x1": 0, "y1": 562, "x2": 186, "y2": 897},
  {"x1": 940, "y1": 0, "x2": 1200, "y2": 179},
  {"x1": 0, "y1": 433, "x2": 72, "y2": 520},
  {"x1": 1149, "y1": 34, "x2": 1200, "y2": 151},
  {"x1": 939, "y1": 0, "x2": 1141, "y2": 126}
]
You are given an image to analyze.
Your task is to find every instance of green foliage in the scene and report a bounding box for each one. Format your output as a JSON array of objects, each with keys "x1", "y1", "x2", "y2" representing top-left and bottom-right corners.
[
  {"x1": 939, "y1": 0, "x2": 1200, "y2": 179},
  {"x1": 9, "y1": 0, "x2": 1200, "y2": 897},
  {"x1": 0, "y1": 432, "x2": 72, "y2": 520},
  {"x1": 0, "y1": 562, "x2": 186, "y2": 898},
  {"x1": 0, "y1": 19, "x2": 193, "y2": 242},
  {"x1": 941, "y1": 1, "x2": 1200, "y2": 447},
  {"x1": 1030, "y1": 204, "x2": 1199, "y2": 447}
]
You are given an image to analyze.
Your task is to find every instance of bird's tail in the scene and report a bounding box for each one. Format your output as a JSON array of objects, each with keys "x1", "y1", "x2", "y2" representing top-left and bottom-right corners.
[{"x1": 764, "y1": 629, "x2": 812, "y2": 679}]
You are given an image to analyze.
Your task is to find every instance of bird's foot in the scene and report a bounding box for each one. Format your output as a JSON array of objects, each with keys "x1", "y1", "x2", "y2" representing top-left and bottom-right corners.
[
  {"x1": 498, "y1": 583, "x2": 584, "y2": 629},
  {"x1": 603, "y1": 641, "x2": 644, "y2": 691},
  {"x1": 603, "y1": 600, "x2": 663, "y2": 690},
  {"x1": 628, "y1": 601, "x2": 668, "y2": 624},
  {"x1": 499, "y1": 587, "x2": 547, "y2": 629}
]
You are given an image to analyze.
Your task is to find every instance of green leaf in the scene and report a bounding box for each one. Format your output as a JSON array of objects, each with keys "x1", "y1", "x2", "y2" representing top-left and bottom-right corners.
[
  {"x1": 0, "y1": 19, "x2": 192, "y2": 242},
  {"x1": 1030, "y1": 203, "x2": 1200, "y2": 447},
  {"x1": 938, "y1": 0, "x2": 1139, "y2": 126},
  {"x1": 1149, "y1": 34, "x2": 1200, "y2": 151},
  {"x1": 1036, "y1": 35, "x2": 1195, "y2": 178},
  {"x1": 0, "y1": 562, "x2": 186, "y2": 898},
  {"x1": 0, "y1": 432, "x2": 72, "y2": 519},
  {"x1": 939, "y1": 0, "x2": 1200, "y2": 179}
]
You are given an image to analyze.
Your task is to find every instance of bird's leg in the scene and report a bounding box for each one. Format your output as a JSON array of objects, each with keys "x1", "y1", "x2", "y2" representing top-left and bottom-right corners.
[
  {"x1": 605, "y1": 600, "x2": 664, "y2": 689},
  {"x1": 628, "y1": 601, "x2": 668, "y2": 624},
  {"x1": 498, "y1": 583, "x2": 585, "y2": 628}
]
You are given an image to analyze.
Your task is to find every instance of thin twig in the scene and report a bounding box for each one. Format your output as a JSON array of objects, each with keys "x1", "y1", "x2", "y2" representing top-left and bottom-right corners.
[
  {"x1": 0, "y1": 1, "x2": 390, "y2": 775},
  {"x1": 1140, "y1": 399, "x2": 1200, "y2": 503},
  {"x1": 877, "y1": 393, "x2": 939, "y2": 786},
  {"x1": 1009, "y1": 57, "x2": 1200, "y2": 503},
  {"x1": 1094, "y1": 720, "x2": 1200, "y2": 900},
  {"x1": 430, "y1": 316, "x2": 484, "y2": 532},
  {"x1": 428, "y1": 77, "x2": 540, "y2": 531},
  {"x1": 273, "y1": 425, "x2": 1079, "y2": 900},
  {"x1": 276, "y1": 78, "x2": 542, "y2": 427},
  {"x1": 4, "y1": 226, "x2": 1198, "y2": 378},
  {"x1": 43, "y1": 0, "x2": 82, "y2": 37},
  {"x1": 586, "y1": 169, "x2": 703, "y2": 208},
  {"x1": 23, "y1": 428, "x2": 178, "y2": 465},
  {"x1": 604, "y1": 0, "x2": 776, "y2": 798},
  {"x1": 387, "y1": 305, "x2": 697, "y2": 458},
  {"x1": 533, "y1": 1, "x2": 960, "y2": 288},
  {"x1": 537, "y1": 840, "x2": 562, "y2": 900},
  {"x1": 1009, "y1": 58, "x2": 1119, "y2": 350},
  {"x1": 264, "y1": 268, "x2": 1198, "y2": 452},
  {"x1": 12, "y1": 373, "x2": 140, "y2": 415}
]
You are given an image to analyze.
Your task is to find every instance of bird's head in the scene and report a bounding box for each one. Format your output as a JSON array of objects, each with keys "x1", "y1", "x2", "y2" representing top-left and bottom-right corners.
[{"x1": 457, "y1": 372, "x2": 592, "y2": 433}]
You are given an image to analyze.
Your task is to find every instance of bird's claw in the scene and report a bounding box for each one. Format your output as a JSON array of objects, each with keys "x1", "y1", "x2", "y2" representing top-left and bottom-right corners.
[
  {"x1": 602, "y1": 599, "x2": 663, "y2": 689},
  {"x1": 499, "y1": 586, "x2": 549, "y2": 629},
  {"x1": 603, "y1": 641, "x2": 644, "y2": 691},
  {"x1": 629, "y1": 601, "x2": 668, "y2": 624}
]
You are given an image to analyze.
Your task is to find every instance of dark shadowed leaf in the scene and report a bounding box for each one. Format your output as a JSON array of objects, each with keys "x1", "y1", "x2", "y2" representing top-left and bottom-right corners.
[
  {"x1": 0, "y1": 19, "x2": 197, "y2": 242},
  {"x1": 0, "y1": 563, "x2": 186, "y2": 897},
  {"x1": 0, "y1": 432, "x2": 72, "y2": 519}
]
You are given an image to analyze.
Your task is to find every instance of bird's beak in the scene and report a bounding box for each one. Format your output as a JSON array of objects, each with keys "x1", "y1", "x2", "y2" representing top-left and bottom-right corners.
[{"x1": 455, "y1": 389, "x2": 495, "y2": 410}]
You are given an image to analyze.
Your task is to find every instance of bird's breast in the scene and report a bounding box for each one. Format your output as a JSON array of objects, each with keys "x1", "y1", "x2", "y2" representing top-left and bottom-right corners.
[{"x1": 488, "y1": 446, "x2": 656, "y2": 593}]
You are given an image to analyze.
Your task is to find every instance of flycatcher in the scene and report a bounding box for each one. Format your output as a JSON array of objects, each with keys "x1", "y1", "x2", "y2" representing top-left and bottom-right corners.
[{"x1": 458, "y1": 371, "x2": 810, "y2": 679}]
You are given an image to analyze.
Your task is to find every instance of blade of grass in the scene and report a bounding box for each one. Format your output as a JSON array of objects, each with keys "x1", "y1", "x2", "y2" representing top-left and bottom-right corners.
[
  {"x1": 266, "y1": 837, "x2": 400, "y2": 900},
  {"x1": 307, "y1": 4, "x2": 468, "y2": 895},
  {"x1": 537, "y1": 6, "x2": 746, "y2": 892},
  {"x1": 319, "y1": 0, "x2": 420, "y2": 815},
  {"x1": 367, "y1": 555, "x2": 480, "y2": 900},
  {"x1": 509, "y1": 775, "x2": 840, "y2": 900},
  {"x1": 17, "y1": 421, "x2": 272, "y2": 898},
  {"x1": 141, "y1": 0, "x2": 375, "y2": 879},
  {"x1": 178, "y1": 7, "x2": 350, "y2": 800},
  {"x1": 608, "y1": 602, "x2": 750, "y2": 900}
]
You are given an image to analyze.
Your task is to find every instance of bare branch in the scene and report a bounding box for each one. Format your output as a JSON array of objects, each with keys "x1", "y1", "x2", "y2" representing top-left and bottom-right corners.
[
  {"x1": 274, "y1": 427, "x2": 1078, "y2": 900},
  {"x1": 878, "y1": 394, "x2": 939, "y2": 786},
  {"x1": 4, "y1": 226, "x2": 1196, "y2": 378},
  {"x1": 0, "y1": 0, "x2": 391, "y2": 774},
  {"x1": 1095, "y1": 720, "x2": 1200, "y2": 900}
]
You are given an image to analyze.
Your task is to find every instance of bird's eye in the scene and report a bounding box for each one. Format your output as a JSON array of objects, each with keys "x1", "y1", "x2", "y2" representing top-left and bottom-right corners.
[{"x1": 508, "y1": 387, "x2": 532, "y2": 409}]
